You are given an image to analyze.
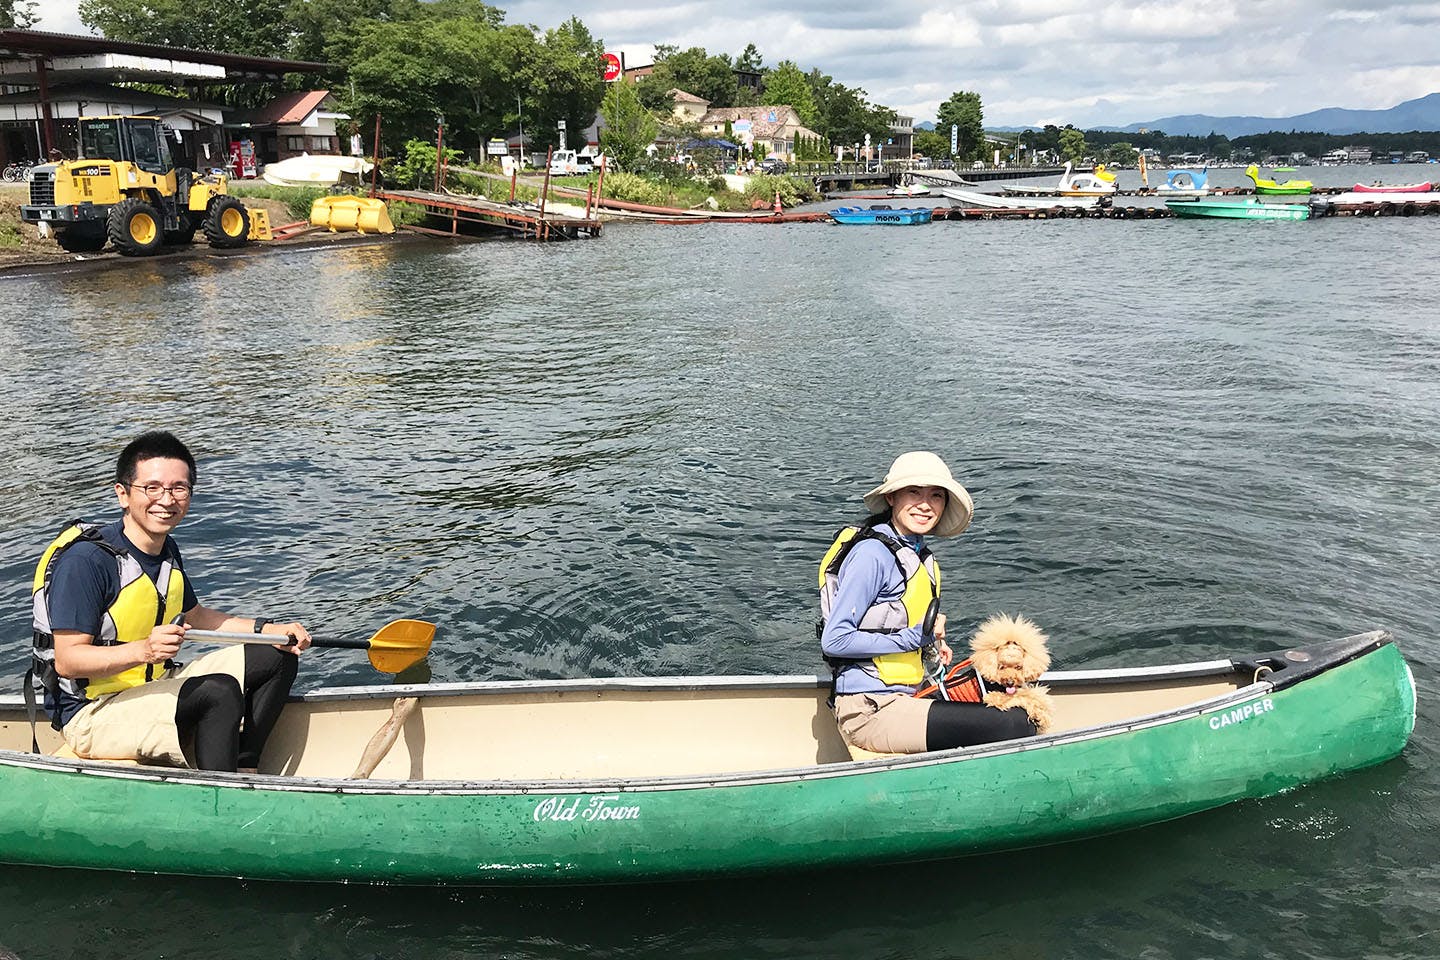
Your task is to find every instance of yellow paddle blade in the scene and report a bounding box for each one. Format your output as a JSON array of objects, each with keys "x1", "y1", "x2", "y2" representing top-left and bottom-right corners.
[{"x1": 366, "y1": 619, "x2": 436, "y2": 674}]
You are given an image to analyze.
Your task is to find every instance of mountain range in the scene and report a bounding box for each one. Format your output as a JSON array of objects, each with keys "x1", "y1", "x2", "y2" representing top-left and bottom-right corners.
[{"x1": 966, "y1": 93, "x2": 1440, "y2": 137}]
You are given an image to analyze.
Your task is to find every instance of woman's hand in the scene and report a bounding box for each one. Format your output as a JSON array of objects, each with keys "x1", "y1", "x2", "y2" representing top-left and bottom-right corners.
[{"x1": 934, "y1": 637, "x2": 954, "y2": 666}]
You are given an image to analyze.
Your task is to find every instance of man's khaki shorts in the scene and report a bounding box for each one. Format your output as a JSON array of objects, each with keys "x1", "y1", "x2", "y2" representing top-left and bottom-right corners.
[
  {"x1": 63, "y1": 646, "x2": 249, "y2": 767},
  {"x1": 833, "y1": 692, "x2": 933, "y2": 754}
]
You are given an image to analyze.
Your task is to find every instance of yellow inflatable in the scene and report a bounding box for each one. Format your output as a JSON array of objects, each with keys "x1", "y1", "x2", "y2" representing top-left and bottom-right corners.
[{"x1": 310, "y1": 196, "x2": 395, "y2": 234}]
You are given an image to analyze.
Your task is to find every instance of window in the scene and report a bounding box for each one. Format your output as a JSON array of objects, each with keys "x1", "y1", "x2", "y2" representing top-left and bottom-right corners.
[
  {"x1": 127, "y1": 122, "x2": 163, "y2": 172},
  {"x1": 286, "y1": 136, "x2": 306, "y2": 152}
]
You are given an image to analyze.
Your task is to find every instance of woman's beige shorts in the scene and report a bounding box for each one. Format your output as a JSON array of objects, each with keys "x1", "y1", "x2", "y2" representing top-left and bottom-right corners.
[
  {"x1": 62, "y1": 646, "x2": 249, "y2": 767},
  {"x1": 833, "y1": 692, "x2": 933, "y2": 754}
]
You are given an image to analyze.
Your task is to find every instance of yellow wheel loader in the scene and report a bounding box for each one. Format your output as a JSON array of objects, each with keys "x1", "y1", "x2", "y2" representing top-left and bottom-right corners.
[{"x1": 21, "y1": 116, "x2": 255, "y2": 256}]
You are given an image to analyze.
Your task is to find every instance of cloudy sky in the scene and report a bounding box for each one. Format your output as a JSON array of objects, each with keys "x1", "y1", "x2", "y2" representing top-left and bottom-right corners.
[{"x1": 34, "y1": 1, "x2": 1440, "y2": 127}]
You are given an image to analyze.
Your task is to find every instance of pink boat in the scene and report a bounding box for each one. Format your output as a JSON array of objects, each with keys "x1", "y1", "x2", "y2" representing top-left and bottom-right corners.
[{"x1": 1352, "y1": 181, "x2": 1433, "y2": 193}]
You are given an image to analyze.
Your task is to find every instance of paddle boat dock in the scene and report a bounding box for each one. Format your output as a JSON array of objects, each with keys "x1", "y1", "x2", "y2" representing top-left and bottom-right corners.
[{"x1": 376, "y1": 188, "x2": 603, "y2": 241}]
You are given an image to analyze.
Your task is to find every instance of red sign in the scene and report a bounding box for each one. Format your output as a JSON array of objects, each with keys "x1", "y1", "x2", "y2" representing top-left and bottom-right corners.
[{"x1": 602, "y1": 52, "x2": 622, "y2": 82}]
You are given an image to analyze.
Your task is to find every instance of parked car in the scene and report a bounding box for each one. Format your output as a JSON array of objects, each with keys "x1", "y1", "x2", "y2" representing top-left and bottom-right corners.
[
  {"x1": 758, "y1": 158, "x2": 788, "y2": 175},
  {"x1": 548, "y1": 149, "x2": 593, "y2": 176}
]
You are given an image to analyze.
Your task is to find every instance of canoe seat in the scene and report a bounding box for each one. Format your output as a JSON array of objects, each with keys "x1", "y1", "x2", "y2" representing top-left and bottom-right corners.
[
  {"x1": 845, "y1": 743, "x2": 905, "y2": 762},
  {"x1": 50, "y1": 742, "x2": 143, "y2": 766}
]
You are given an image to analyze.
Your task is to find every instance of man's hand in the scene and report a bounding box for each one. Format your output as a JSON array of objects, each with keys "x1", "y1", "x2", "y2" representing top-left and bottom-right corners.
[
  {"x1": 143, "y1": 623, "x2": 186, "y2": 665},
  {"x1": 934, "y1": 637, "x2": 954, "y2": 666},
  {"x1": 260, "y1": 621, "x2": 312, "y2": 654}
]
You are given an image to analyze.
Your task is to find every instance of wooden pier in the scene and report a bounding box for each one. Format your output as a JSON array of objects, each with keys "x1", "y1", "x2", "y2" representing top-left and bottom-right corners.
[{"x1": 376, "y1": 188, "x2": 602, "y2": 241}]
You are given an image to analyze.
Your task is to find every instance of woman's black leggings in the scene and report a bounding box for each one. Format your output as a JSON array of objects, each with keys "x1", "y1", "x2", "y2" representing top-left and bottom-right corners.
[
  {"x1": 926, "y1": 700, "x2": 1037, "y2": 751},
  {"x1": 174, "y1": 646, "x2": 298, "y2": 771}
]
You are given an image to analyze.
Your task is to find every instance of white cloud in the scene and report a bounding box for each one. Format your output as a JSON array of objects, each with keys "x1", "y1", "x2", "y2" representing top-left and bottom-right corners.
[{"x1": 30, "y1": 0, "x2": 1440, "y2": 127}]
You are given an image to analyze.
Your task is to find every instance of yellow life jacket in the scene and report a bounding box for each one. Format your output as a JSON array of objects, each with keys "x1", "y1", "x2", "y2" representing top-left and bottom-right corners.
[
  {"x1": 818, "y1": 525, "x2": 940, "y2": 686},
  {"x1": 29, "y1": 521, "x2": 188, "y2": 720}
]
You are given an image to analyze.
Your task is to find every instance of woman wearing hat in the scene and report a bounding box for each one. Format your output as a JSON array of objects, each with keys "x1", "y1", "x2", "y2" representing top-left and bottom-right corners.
[{"x1": 818, "y1": 451, "x2": 1037, "y2": 754}]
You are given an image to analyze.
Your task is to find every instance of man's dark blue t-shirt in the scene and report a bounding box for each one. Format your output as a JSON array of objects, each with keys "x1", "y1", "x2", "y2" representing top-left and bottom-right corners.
[{"x1": 47, "y1": 520, "x2": 200, "y2": 636}]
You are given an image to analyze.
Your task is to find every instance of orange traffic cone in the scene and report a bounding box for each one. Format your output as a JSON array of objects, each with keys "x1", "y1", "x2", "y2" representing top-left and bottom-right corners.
[{"x1": 773, "y1": 191, "x2": 782, "y2": 215}]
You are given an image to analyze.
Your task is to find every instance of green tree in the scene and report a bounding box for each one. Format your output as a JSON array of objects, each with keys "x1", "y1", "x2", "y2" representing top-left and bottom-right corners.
[
  {"x1": 936, "y1": 90, "x2": 984, "y2": 161},
  {"x1": 648, "y1": 46, "x2": 737, "y2": 108},
  {"x1": 736, "y1": 43, "x2": 763, "y2": 71},
  {"x1": 599, "y1": 79, "x2": 657, "y2": 170},
  {"x1": 537, "y1": 17, "x2": 605, "y2": 154},
  {"x1": 761, "y1": 61, "x2": 816, "y2": 128},
  {"x1": 1058, "y1": 127, "x2": 1088, "y2": 163},
  {"x1": 1098, "y1": 141, "x2": 1137, "y2": 167},
  {"x1": 287, "y1": 0, "x2": 425, "y2": 64},
  {"x1": 913, "y1": 128, "x2": 949, "y2": 160},
  {"x1": 806, "y1": 69, "x2": 892, "y2": 147},
  {"x1": 1, "y1": 0, "x2": 37, "y2": 28},
  {"x1": 79, "y1": 0, "x2": 292, "y2": 55}
]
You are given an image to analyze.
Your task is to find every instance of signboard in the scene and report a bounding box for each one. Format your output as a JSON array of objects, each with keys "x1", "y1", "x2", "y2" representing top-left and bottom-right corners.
[
  {"x1": 733, "y1": 119, "x2": 753, "y2": 147},
  {"x1": 486, "y1": 138, "x2": 509, "y2": 156},
  {"x1": 602, "y1": 52, "x2": 623, "y2": 82},
  {"x1": 950, "y1": 124, "x2": 958, "y2": 154}
]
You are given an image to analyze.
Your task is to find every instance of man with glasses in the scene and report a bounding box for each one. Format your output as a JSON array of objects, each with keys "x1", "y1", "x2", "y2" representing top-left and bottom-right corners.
[{"x1": 29, "y1": 430, "x2": 312, "y2": 772}]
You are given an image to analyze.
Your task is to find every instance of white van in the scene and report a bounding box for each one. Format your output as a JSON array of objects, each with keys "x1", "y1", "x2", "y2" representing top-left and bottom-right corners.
[{"x1": 549, "y1": 150, "x2": 593, "y2": 176}]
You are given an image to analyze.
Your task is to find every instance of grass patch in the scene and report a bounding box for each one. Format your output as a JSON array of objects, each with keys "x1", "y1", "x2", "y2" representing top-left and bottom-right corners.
[
  {"x1": 0, "y1": 219, "x2": 22, "y2": 247},
  {"x1": 228, "y1": 184, "x2": 334, "y2": 221}
]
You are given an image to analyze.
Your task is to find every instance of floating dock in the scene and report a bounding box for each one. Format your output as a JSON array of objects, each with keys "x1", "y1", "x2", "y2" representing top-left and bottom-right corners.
[{"x1": 375, "y1": 188, "x2": 602, "y2": 240}]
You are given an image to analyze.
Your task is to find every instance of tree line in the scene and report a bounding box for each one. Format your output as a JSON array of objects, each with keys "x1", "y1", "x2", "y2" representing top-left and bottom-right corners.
[{"x1": 70, "y1": 0, "x2": 934, "y2": 167}]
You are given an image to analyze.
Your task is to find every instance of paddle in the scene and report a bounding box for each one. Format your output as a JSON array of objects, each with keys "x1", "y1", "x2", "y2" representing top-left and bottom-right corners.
[{"x1": 186, "y1": 619, "x2": 436, "y2": 674}]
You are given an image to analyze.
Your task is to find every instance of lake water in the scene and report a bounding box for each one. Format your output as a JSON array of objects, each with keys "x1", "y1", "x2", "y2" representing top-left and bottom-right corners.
[{"x1": 0, "y1": 178, "x2": 1437, "y2": 957}]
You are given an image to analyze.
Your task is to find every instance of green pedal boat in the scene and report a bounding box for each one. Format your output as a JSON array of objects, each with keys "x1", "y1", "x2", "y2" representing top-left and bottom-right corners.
[
  {"x1": 0, "y1": 631, "x2": 1415, "y2": 885},
  {"x1": 1167, "y1": 197, "x2": 1313, "y2": 220}
]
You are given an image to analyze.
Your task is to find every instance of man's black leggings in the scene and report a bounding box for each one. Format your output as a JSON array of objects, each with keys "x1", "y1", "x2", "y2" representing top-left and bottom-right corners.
[
  {"x1": 926, "y1": 700, "x2": 1036, "y2": 751},
  {"x1": 174, "y1": 645, "x2": 298, "y2": 771}
]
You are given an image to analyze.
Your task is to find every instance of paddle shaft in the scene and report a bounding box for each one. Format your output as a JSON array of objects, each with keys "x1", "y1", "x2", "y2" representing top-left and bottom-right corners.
[{"x1": 185, "y1": 629, "x2": 369, "y2": 650}]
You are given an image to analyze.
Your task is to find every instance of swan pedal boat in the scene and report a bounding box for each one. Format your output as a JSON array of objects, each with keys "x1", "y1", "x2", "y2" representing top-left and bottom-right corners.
[
  {"x1": 0, "y1": 631, "x2": 1414, "y2": 885},
  {"x1": 1003, "y1": 162, "x2": 1117, "y2": 197},
  {"x1": 1155, "y1": 168, "x2": 1212, "y2": 198},
  {"x1": 1245, "y1": 165, "x2": 1313, "y2": 195}
]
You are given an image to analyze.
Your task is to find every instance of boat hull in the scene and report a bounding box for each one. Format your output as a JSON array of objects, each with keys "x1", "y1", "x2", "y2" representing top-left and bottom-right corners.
[
  {"x1": 831, "y1": 206, "x2": 932, "y2": 224},
  {"x1": 0, "y1": 634, "x2": 1413, "y2": 884},
  {"x1": 1352, "y1": 182, "x2": 1431, "y2": 193},
  {"x1": 941, "y1": 187, "x2": 1098, "y2": 210},
  {"x1": 1168, "y1": 198, "x2": 1311, "y2": 220}
]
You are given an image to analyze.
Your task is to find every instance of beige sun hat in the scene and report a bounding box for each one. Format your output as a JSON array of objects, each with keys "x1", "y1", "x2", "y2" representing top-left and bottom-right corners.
[{"x1": 863, "y1": 451, "x2": 974, "y2": 537}]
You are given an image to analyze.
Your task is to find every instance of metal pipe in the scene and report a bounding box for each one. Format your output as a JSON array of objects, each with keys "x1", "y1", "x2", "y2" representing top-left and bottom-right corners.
[
  {"x1": 538, "y1": 147, "x2": 553, "y2": 239},
  {"x1": 370, "y1": 113, "x2": 381, "y2": 197}
]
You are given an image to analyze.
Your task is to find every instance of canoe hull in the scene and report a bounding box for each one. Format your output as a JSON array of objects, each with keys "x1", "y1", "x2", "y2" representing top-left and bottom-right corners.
[{"x1": 0, "y1": 635, "x2": 1414, "y2": 884}]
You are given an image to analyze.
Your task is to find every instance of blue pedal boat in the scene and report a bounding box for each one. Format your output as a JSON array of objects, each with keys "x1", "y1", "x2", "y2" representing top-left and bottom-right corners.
[{"x1": 831, "y1": 205, "x2": 933, "y2": 225}]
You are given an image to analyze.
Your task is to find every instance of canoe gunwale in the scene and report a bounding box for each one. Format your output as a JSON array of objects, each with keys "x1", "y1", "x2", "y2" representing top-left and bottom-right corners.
[
  {"x1": 0, "y1": 630, "x2": 1398, "y2": 794},
  {"x1": 0, "y1": 678, "x2": 1268, "y2": 794}
]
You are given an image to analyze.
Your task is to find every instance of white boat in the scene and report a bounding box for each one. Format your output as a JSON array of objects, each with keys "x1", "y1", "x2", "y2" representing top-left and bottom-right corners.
[
  {"x1": 1324, "y1": 190, "x2": 1440, "y2": 206},
  {"x1": 908, "y1": 169, "x2": 978, "y2": 187},
  {"x1": 1002, "y1": 162, "x2": 1117, "y2": 197},
  {"x1": 262, "y1": 154, "x2": 374, "y2": 187},
  {"x1": 888, "y1": 181, "x2": 931, "y2": 197},
  {"x1": 940, "y1": 187, "x2": 1102, "y2": 210},
  {"x1": 1156, "y1": 168, "x2": 1212, "y2": 198}
]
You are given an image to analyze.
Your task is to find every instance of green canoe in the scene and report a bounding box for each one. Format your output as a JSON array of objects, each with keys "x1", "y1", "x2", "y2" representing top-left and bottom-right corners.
[
  {"x1": 0, "y1": 631, "x2": 1414, "y2": 885},
  {"x1": 1168, "y1": 198, "x2": 1313, "y2": 220}
]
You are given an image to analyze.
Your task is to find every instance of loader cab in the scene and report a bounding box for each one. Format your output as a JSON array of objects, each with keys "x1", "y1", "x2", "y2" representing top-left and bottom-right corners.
[{"x1": 78, "y1": 116, "x2": 174, "y2": 175}]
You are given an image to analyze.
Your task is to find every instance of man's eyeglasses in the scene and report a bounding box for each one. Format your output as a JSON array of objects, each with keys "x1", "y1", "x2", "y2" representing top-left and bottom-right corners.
[{"x1": 128, "y1": 482, "x2": 194, "y2": 502}]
